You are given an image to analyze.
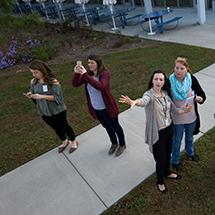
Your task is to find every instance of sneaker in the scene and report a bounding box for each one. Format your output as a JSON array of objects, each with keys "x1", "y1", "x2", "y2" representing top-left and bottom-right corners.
[
  {"x1": 108, "y1": 144, "x2": 118, "y2": 155},
  {"x1": 188, "y1": 154, "x2": 200, "y2": 162},
  {"x1": 115, "y1": 145, "x2": 126, "y2": 157}
]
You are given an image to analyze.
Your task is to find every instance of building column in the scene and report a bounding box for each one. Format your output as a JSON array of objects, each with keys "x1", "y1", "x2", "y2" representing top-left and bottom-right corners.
[
  {"x1": 212, "y1": 0, "x2": 215, "y2": 12},
  {"x1": 193, "y1": 0, "x2": 197, "y2": 9},
  {"x1": 144, "y1": 0, "x2": 153, "y2": 14},
  {"x1": 197, "y1": 0, "x2": 206, "y2": 24}
]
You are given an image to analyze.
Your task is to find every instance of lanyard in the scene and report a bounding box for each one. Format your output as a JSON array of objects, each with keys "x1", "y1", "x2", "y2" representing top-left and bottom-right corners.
[{"x1": 157, "y1": 96, "x2": 168, "y2": 118}]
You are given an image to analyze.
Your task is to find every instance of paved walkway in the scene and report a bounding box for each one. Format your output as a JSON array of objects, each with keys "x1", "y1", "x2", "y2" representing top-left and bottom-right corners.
[{"x1": 1, "y1": 7, "x2": 215, "y2": 215}]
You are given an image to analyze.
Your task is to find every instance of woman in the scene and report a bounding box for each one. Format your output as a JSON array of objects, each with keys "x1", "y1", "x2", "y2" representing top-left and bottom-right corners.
[
  {"x1": 24, "y1": 60, "x2": 78, "y2": 153},
  {"x1": 72, "y1": 55, "x2": 126, "y2": 157},
  {"x1": 168, "y1": 57, "x2": 206, "y2": 172},
  {"x1": 119, "y1": 70, "x2": 190, "y2": 193}
]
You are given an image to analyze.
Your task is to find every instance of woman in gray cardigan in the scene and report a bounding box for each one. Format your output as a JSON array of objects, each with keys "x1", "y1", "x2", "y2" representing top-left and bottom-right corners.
[
  {"x1": 24, "y1": 60, "x2": 78, "y2": 153},
  {"x1": 119, "y1": 70, "x2": 190, "y2": 193}
]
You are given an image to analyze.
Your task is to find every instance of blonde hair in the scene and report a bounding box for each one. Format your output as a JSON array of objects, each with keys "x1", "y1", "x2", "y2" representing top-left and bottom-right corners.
[{"x1": 175, "y1": 57, "x2": 191, "y2": 72}]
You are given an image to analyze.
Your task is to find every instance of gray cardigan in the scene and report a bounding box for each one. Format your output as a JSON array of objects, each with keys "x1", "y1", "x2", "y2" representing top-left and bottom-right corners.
[
  {"x1": 141, "y1": 89, "x2": 177, "y2": 153},
  {"x1": 142, "y1": 90, "x2": 159, "y2": 153}
]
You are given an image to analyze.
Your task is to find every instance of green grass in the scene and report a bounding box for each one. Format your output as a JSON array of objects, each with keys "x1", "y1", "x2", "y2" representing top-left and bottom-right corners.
[
  {"x1": 0, "y1": 13, "x2": 43, "y2": 32},
  {"x1": 103, "y1": 127, "x2": 215, "y2": 215},
  {"x1": 1, "y1": 42, "x2": 215, "y2": 176}
]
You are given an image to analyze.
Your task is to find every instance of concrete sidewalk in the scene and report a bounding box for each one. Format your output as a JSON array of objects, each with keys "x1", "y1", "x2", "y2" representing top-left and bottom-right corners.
[{"x1": 0, "y1": 64, "x2": 215, "y2": 215}]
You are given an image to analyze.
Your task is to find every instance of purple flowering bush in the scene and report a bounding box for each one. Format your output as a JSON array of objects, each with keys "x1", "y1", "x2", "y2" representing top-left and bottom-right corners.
[{"x1": 0, "y1": 37, "x2": 40, "y2": 70}]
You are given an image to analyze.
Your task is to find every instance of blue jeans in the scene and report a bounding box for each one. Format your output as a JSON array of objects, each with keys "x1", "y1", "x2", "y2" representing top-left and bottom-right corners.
[{"x1": 171, "y1": 120, "x2": 196, "y2": 165}]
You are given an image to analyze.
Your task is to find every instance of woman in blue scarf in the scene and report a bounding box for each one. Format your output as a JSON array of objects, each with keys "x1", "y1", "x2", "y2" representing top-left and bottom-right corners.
[{"x1": 168, "y1": 57, "x2": 206, "y2": 172}]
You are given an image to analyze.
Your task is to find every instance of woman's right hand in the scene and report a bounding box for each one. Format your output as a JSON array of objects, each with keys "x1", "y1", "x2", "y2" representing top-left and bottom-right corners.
[
  {"x1": 119, "y1": 95, "x2": 135, "y2": 108},
  {"x1": 23, "y1": 92, "x2": 32, "y2": 98},
  {"x1": 74, "y1": 65, "x2": 81, "y2": 74}
]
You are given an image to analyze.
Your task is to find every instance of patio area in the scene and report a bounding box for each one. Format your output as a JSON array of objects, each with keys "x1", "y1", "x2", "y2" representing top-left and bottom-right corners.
[{"x1": 92, "y1": 7, "x2": 215, "y2": 49}]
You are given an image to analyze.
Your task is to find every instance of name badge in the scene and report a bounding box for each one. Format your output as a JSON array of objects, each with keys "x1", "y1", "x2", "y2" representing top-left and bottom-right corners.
[{"x1": 42, "y1": 85, "x2": 48, "y2": 92}]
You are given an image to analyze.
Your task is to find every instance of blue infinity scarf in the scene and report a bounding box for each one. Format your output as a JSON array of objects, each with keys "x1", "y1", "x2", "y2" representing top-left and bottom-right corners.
[{"x1": 169, "y1": 72, "x2": 192, "y2": 100}]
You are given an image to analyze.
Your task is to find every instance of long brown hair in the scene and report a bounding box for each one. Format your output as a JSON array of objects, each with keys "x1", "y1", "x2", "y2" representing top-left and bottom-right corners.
[
  {"x1": 29, "y1": 60, "x2": 58, "y2": 88},
  {"x1": 87, "y1": 54, "x2": 105, "y2": 76}
]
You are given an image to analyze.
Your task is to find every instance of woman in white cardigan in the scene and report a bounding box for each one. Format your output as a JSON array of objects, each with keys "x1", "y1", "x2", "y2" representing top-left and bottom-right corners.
[{"x1": 119, "y1": 70, "x2": 191, "y2": 193}]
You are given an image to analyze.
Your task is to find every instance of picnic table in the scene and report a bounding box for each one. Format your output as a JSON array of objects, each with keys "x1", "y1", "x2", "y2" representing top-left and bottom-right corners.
[{"x1": 139, "y1": 9, "x2": 182, "y2": 33}]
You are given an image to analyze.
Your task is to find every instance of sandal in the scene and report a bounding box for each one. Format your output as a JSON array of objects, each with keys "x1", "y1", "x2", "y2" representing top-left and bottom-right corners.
[
  {"x1": 69, "y1": 140, "x2": 79, "y2": 153},
  {"x1": 58, "y1": 140, "x2": 69, "y2": 153},
  {"x1": 157, "y1": 183, "x2": 167, "y2": 193},
  {"x1": 167, "y1": 172, "x2": 182, "y2": 180}
]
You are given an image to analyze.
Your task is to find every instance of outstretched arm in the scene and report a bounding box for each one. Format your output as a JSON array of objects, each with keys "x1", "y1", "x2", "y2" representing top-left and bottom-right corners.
[{"x1": 119, "y1": 95, "x2": 144, "y2": 109}]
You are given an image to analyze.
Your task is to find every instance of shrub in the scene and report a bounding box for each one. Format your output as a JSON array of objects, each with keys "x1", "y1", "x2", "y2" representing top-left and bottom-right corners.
[
  {"x1": 32, "y1": 41, "x2": 60, "y2": 61},
  {"x1": 0, "y1": 0, "x2": 13, "y2": 14},
  {"x1": 0, "y1": 37, "x2": 41, "y2": 69},
  {"x1": 0, "y1": 34, "x2": 6, "y2": 45}
]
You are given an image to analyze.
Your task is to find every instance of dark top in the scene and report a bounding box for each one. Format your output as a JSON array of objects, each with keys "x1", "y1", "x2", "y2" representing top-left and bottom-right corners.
[
  {"x1": 168, "y1": 74, "x2": 206, "y2": 134},
  {"x1": 72, "y1": 69, "x2": 119, "y2": 119}
]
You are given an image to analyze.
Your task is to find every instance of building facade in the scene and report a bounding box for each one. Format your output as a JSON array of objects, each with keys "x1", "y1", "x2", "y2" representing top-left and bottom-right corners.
[{"x1": 133, "y1": 0, "x2": 213, "y2": 8}]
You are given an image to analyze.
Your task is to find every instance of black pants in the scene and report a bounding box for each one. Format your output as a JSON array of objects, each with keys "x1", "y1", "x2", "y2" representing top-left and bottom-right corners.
[
  {"x1": 94, "y1": 109, "x2": 126, "y2": 146},
  {"x1": 152, "y1": 124, "x2": 173, "y2": 184},
  {"x1": 42, "y1": 111, "x2": 75, "y2": 141}
]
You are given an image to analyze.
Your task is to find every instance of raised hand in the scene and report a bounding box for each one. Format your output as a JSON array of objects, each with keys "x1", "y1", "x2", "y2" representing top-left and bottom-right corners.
[
  {"x1": 119, "y1": 95, "x2": 135, "y2": 107},
  {"x1": 74, "y1": 65, "x2": 82, "y2": 74},
  {"x1": 74, "y1": 65, "x2": 87, "y2": 75}
]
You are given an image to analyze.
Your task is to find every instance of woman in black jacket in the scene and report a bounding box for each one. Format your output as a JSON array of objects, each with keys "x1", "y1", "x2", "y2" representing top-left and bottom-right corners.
[{"x1": 168, "y1": 57, "x2": 206, "y2": 172}]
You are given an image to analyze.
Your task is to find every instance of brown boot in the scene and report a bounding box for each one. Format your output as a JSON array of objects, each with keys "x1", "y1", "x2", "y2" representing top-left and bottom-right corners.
[
  {"x1": 115, "y1": 145, "x2": 126, "y2": 157},
  {"x1": 108, "y1": 144, "x2": 118, "y2": 155}
]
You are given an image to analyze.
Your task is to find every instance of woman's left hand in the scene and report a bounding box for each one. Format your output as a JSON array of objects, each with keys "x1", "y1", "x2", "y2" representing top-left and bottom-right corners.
[
  {"x1": 195, "y1": 96, "x2": 203, "y2": 103},
  {"x1": 78, "y1": 65, "x2": 87, "y2": 75},
  {"x1": 181, "y1": 103, "x2": 192, "y2": 113},
  {"x1": 30, "y1": 94, "x2": 44, "y2": 100},
  {"x1": 119, "y1": 95, "x2": 134, "y2": 107}
]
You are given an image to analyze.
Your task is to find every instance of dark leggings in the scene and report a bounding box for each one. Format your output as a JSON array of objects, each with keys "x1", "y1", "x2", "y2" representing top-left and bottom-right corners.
[
  {"x1": 42, "y1": 110, "x2": 75, "y2": 141},
  {"x1": 94, "y1": 109, "x2": 126, "y2": 146},
  {"x1": 152, "y1": 124, "x2": 173, "y2": 184}
]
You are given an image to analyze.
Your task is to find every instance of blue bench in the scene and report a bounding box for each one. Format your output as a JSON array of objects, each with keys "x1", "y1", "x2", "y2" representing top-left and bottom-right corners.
[
  {"x1": 156, "y1": 16, "x2": 183, "y2": 33},
  {"x1": 122, "y1": 14, "x2": 143, "y2": 27}
]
